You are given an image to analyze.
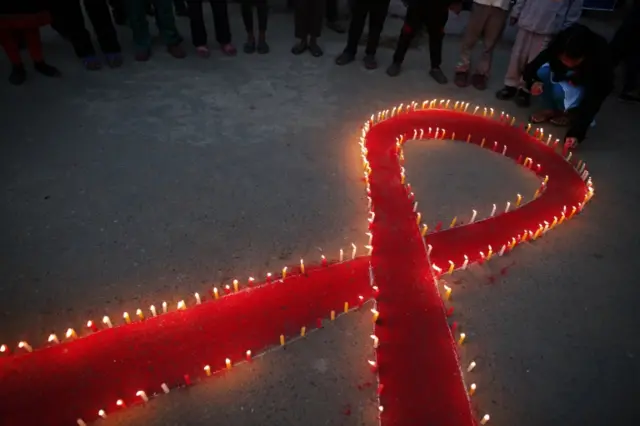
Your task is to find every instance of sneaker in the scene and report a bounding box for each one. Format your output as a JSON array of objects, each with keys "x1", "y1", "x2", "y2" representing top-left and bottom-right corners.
[
  {"x1": 454, "y1": 70, "x2": 469, "y2": 87},
  {"x1": 471, "y1": 73, "x2": 488, "y2": 91},
  {"x1": 105, "y1": 53, "x2": 123, "y2": 68},
  {"x1": 34, "y1": 61, "x2": 61, "y2": 77},
  {"x1": 309, "y1": 42, "x2": 323, "y2": 57},
  {"x1": 291, "y1": 39, "x2": 308, "y2": 55},
  {"x1": 257, "y1": 39, "x2": 270, "y2": 54},
  {"x1": 82, "y1": 56, "x2": 102, "y2": 71},
  {"x1": 167, "y1": 44, "x2": 186, "y2": 59},
  {"x1": 8, "y1": 64, "x2": 26, "y2": 85},
  {"x1": 619, "y1": 92, "x2": 640, "y2": 103},
  {"x1": 244, "y1": 40, "x2": 256, "y2": 54},
  {"x1": 326, "y1": 20, "x2": 346, "y2": 34},
  {"x1": 335, "y1": 51, "x2": 355, "y2": 66},
  {"x1": 386, "y1": 62, "x2": 401, "y2": 77},
  {"x1": 135, "y1": 49, "x2": 151, "y2": 62},
  {"x1": 514, "y1": 89, "x2": 531, "y2": 107},
  {"x1": 429, "y1": 68, "x2": 448, "y2": 85},
  {"x1": 495, "y1": 85, "x2": 517, "y2": 100},
  {"x1": 363, "y1": 54, "x2": 377, "y2": 69}
]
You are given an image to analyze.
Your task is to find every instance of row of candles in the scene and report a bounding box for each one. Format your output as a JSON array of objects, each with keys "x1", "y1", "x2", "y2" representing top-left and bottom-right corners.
[{"x1": 0, "y1": 247, "x2": 370, "y2": 357}]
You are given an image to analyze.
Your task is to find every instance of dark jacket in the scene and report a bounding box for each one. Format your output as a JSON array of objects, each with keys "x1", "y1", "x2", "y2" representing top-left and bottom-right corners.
[
  {"x1": 522, "y1": 24, "x2": 614, "y2": 143},
  {"x1": 0, "y1": 1, "x2": 48, "y2": 15}
]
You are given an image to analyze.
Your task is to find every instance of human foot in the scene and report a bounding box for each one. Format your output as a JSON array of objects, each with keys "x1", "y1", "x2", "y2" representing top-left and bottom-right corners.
[
  {"x1": 495, "y1": 85, "x2": 517, "y2": 100},
  {"x1": 529, "y1": 109, "x2": 559, "y2": 124},
  {"x1": 363, "y1": 54, "x2": 377, "y2": 69},
  {"x1": 257, "y1": 39, "x2": 270, "y2": 54},
  {"x1": 308, "y1": 41, "x2": 323, "y2": 57},
  {"x1": 196, "y1": 45, "x2": 211, "y2": 58},
  {"x1": 514, "y1": 89, "x2": 531, "y2": 107},
  {"x1": 386, "y1": 62, "x2": 401, "y2": 77},
  {"x1": 335, "y1": 51, "x2": 355, "y2": 66},
  {"x1": 471, "y1": 73, "x2": 487, "y2": 91},
  {"x1": 220, "y1": 43, "x2": 237, "y2": 56},
  {"x1": 167, "y1": 44, "x2": 186, "y2": 59},
  {"x1": 454, "y1": 70, "x2": 469, "y2": 87},
  {"x1": 291, "y1": 39, "x2": 308, "y2": 55},
  {"x1": 429, "y1": 68, "x2": 448, "y2": 85}
]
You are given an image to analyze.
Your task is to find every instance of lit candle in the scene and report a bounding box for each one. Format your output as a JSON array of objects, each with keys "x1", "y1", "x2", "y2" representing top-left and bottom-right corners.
[
  {"x1": 451, "y1": 132, "x2": 456, "y2": 140},
  {"x1": 162, "y1": 301, "x2": 168, "y2": 313},
  {"x1": 428, "y1": 244, "x2": 433, "y2": 256},
  {"x1": 136, "y1": 309, "x2": 145, "y2": 321},
  {"x1": 469, "y1": 383, "x2": 477, "y2": 396},
  {"x1": 481, "y1": 414, "x2": 490, "y2": 425},
  {"x1": 136, "y1": 390, "x2": 149, "y2": 402},
  {"x1": 432, "y1": 264, "x2": 442, "y2": 275},
  {"x1": 117, "y1": 399, "x2": 125, "y2": 408},
  {"x1": 505, "y1": 201, "x2": 511, "y2": 213},
  {"x1": 48, "y1": 334, "x2": 59, "y2": 344},
  {"x1": 351, "y1": 243, "x2": 357, "y2": 259},
  {"x1": 123, "y1": 312, "x2": 131, "y2": 324},
  {"x1": 502, "y1": 145, "x2": 507, "y2": 156},
  {"x1": 344, "y1": 302, "x2": 349, "y2": 313},
  {"x1": 480, "y1": 138, "x2": 486, "y2": 147},
  {"x1": 470, "y1": 209, "x2": 477, "y2": 223},
  {"x1": 498, "y1": 245, "x2": 506, "y2": 256},
  {"x1": 213, "y1": 287, "x2": 219, "y2": 299},
  {"x1": 225, "y1": 358, "x2": 232, "y2": 369},
  {"x1": 103, "y1": 316, "x2": 113, "y2": 328},
  {"x1": 321, "y1": 255, "x2": 327, "y2": 267},
  {"x1": 98, "y1": 410, "x2": 107, "y2": 419},
  {"x1": 280, "y1": 334, "x2": 285, "y2": 346},
  {"x1": 246, "y1": 350, "x2": 252, "y2": 361},
  {"x1": 483, "y1": 107, "x2": 487, "y2": 117},
  {"x1": 66, "y1": 328, "x2": 77, "y2": 339},
  {"x1": 490, "y1": 204, "x2": 496, "y2": 217},
  {"x1": 379, "y1": 406, "x2": 384, "y2": 413},
  {"x1": 177, "y1": 300, "x2": 186, "y2": 310},
  {"x1": 300, "y1": 326, "x2": 306, "y2": 337},
  {"x1": 371, "y1": 309, "x2": 379, "y2": 322},
  {"x1": 487, "y1": 245, "x2": 493, "y2": 260},
  {"x1": 448, "y1": 261, "x2": 455, "y2": 275},
  {"x1": 370, "y1": 335, "x2": 379, "y2": 348},
  {"x1": 416, "y1": 212, "x2": 421, "y2": 225},
  {"x1": 466, "y1": 134, "x2": 472, "y2": 143},
  {"x1": 534, "y1": 188, "x2": 540, "y2": 199},
  {"x1": 233, "y1": 279, "x2": 239, "y2": 292},
  {"x1": 446, "y1": 99, "x2": 451, "y2": 108},
  {"x1": 490, "y1": 108, "x2": 494, "y2": 118},
  {"x1": 462, "y1": 255, "x2": 469, "y2": 270},
  {"x1": 473, "y1": 106, "x2": 479, "y2": 115},
  {"x1": 282, "y1": 266, "x2": 288, "y2": 280},
  {"x1": 195, "y1": 292, "x2": 201, "y2": 305},
  {"x1": 368, "y1": 359, "x2": 377, "y2": 371},
  {"x1": 266, "y1": 272, "x2": 272, "y2": 282},
  {"x1": 526, "y1": 123, "x2": 531, "y2": 133},
  {"x1": 87, "y1": 320, "x2": 98, "y2": 332},
  {"x1": 77, "y1": 419, "x2": 87, "y2": 426},
  {"x1": 18, "y1": 341, "x2": 32, "y2": 352},
  {"x1": 372, "y1": 286, "x2": 380, "y2": 297},
  {"x1": 421, "y1": 224, "x2": 429, "y2": 236},
  {"x1": 339, "y1": 249, "x2": 344, "y2": 262},
  {"x1": 458, "y1": 333, "x2": 466, "y2": 345},
  {"x1": 443, "y1": 285, "x2": 452, "y2": 300},
  {"x1": 365, "y1": 245, "x2": 373, "y2": 255},
  {"x1": 450, "y1": 216, "x2": 457, "y2": 228},
  {"x1": 161, "y1": 383, "x2": 170, "y2": 394},
  {"x1": 358, "y1": 295, "x2": 365, "y2": 308},
  {"x1": 510, "y1": 116, "x2": 516, "y2": 126},
  {"x1": 467, "y1": 361, "x2": 476, "y2": 372},
  {"x1": 413, "y1": 201, "x2": 418, "y2": 213},
  {"x1": 300, "y1": 259, "x2": 305, "y2": 274},
  {"x1": 150, "y1": 305, "x2": 157, "y2": 317},
  {"x1": 516, "y1": 193, "x2": 522, "y2": 207},
  {"x1": 330, "y1": 310, "x2": 336, "y2": 320}
]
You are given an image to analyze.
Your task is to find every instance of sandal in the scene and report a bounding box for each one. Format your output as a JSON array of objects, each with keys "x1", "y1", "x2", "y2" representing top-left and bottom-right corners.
[
  {"x1": 196, "y1": 46, "x2": 210, "y2": 58},
  {"x1": 220, "y1": 43, "x2": 237, "y2": 56},
  {"x1": 550, "y1": 114, "x2": 571, "y2": 127},
  {"x1": 105, "y1": 53, "x2": 123, "y2": 68},
  {"x1": 529, "y1": 109, "x2": 558, "y2": 124}
]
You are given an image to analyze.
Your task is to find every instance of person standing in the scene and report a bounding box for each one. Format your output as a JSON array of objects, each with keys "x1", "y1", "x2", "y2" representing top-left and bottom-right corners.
[
  {"x1": 126, "y1": 0, "x2": 186, "y2": 61},
  {"x1": 453, "y1": 0, "x2": 510, "y2": 90},
  {"x1": 50, "y1": 0, "x2": 123, "y2": 70},
  {"x1": 609, "y1": 0, "x2": 640, "y2": 102},
  {"x1": 334, "y1": 0, "x2": 391, "y2": 69},
  {"x1": 292, "y1": 0, "x2": 324, "y2": 57},
  {"x1": 240, "y1": 0, "x2": 269, "y2": 54},
  {"x1": 325, "y1": 0, "x2": 345, "y2": 33},
  {"x1": 495, "y1": 0, "x2": 583, "y2": 107},
  {"x1": 0, "y1": 1, "x2": 60, "y2": 85},
  {"x1": 186, "y1": 0, "x2": 236, "y2": 58},
  {"x1": 385, "y1": 0, "x2": 462, "y2": 83}
]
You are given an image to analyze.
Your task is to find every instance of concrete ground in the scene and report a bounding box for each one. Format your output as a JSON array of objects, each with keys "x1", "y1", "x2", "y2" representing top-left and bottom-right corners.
[{"x1": 1, "y1": 3, "x2": 639, "y2": 426}]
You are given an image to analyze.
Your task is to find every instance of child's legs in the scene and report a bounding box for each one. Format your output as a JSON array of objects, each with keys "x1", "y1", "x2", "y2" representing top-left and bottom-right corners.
[
  {"x1": 504, "y1": 28, "x2": 533, "y2": 87},
  {"x1": 23, "y1": 28, "x2": 44, "y2": 62},
  {"x1": 153, "y1": 0, "x2": 183, "y2": 46},
  {"x1": 0, "y1": 30, "x2": 23, "y2": 65},
  {"x1": 126, "y1": 0, "x2": 152, "y2": 51}
]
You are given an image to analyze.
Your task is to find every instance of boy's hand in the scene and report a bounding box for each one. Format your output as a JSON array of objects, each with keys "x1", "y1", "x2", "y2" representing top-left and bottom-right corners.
[
  {"x1": 510, "y1": 16, "x2": 518, "y2": 25},
  {"x1": 531, "y1": 82, "x2": 544, "y2": 96},
  {"x1": 563, "y1": 137, "x2": 579, "y2": 156}
]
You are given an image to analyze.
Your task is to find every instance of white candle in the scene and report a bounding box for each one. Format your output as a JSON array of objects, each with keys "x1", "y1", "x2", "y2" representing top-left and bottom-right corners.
[
  {"x1": 161, "y1": 383, "x2": 170, "y2": 394},
  {"x1": 48, "y1": 334, "x2": 59, "y2": 344},
  {"x1": 103, "y1": 316, "x2": 113, "y2": 328},
  {"x1": 150, "y1": 305, "x2": 157, "y2": 317},
  {"x1": 490, "y1": 204, "x2": 496, "y2": 217},
  {"x1": 470, "y1": 209, "x2": 477, "y2": 223},
  {"x1": 98, "y1": 410, "x2": 107, "y2": 419},
  {"x1": 162, "y1": 301, "x2": 168, "y2": 313},
  {"x1": 195, "y1": 293, "x2": 201, "y2": 305},
  {"x1": 339, "y1": 249, "x2": 344, "y2": 262},
  {"x1": 428, "y1": 244, "x2": 433, "y2": 256},
  {"x1": 462, "y1": 255, "x2": 469, "y2": 270},
  {"x1": 136, "y1": 390, "x2": 149, "y2": 402},
  {"x1": 467, "y1": 361, "x2": 476, "y2": 372},
  {"x1": 366, "y1": 245, "x2": 373, "y2": 255},
  {"x1": 370, "y1": 335, "x2": 379, "y2": 348},
  {"x1": 481, "y1": 414, "x2": 490, "y2": 425},
  {"x1": 505, "y1": 201, "x2": 511, "y2": 213},
  {"x1": 498, "y1": 245, "x2": 506, "y2": 256},
  {"x1": 351, "y1": 243, "x2": 357, "y2": 259}
]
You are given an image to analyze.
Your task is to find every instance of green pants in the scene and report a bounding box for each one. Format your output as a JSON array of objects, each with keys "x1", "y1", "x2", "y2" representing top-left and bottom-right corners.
[{"x1": 126, "y1": 0, "x2": 183, "y2": 51}]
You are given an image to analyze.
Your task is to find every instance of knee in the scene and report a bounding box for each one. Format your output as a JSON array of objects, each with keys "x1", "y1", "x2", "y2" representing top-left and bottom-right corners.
[{"x1": 536, "y1": 63, "x2": 551, "y2": 81}]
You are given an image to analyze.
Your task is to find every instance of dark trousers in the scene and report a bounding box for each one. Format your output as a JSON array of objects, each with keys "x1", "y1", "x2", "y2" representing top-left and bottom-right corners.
[
  {"x1": 610, "y1": 1, "x2": 640, "y2": 92},
  {"x1": 51, "y1": 0, "x2": 121, "y2": 57},
  {"x1": 186, "y1": 0, "x2": 232, "y2": 46},
  {"x1": 126, "y1": 0, "x2": 182, "y2": 50},
  {"x1": 326, "y1": 0, "x2": 337, "y2": 22},
  {"x1": 241, "y1": 0, "x2": 268, "y2": 33},
  {"x1": 392, "y1": 2, "x2": 448, "y2": 68},
  {"x1": 294, "y1": 0, "x2": 324, "y2": 39},
  {"x1": 344, "y1": 0, "x2": 390, "y2": 56}
]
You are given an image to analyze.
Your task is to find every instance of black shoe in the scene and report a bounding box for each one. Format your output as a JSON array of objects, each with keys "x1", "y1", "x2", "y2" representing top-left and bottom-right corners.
[
  {"x1": 496, "y1": 85, "x2": 517, "y2": 100},
  {"x1": 257, "y1": 39, "x2": 270, "y2": 54},
  {"x1": 34, "y1": 61, "x2": 61, "y2": 77},
  {"x1": 105, "y1": 53, "x2": 123, "y2": 68},
  {"x1": 429, "y1": 68, "x2": 448, "y2": 85},
  {"x1": 8, "y1": 64, "x2": 26, "y2": 85},
  {"x1": 619, "y1": 92, "x2": 640, "y2": 103},
  {"x1": 244, "y1": 40, "x2": 256, "y2": 54},
  {"x1": 335, "y1": 51, "x2": 355, "y2": 66},
  {"x1": 309, "y1": 42, "x2": 323, "y2": 57},
  {"x1": 514, "y1": 89, "x2": 531, "y2": 107},
  {"x1": 291, "y1": 39, "x2": 308, "y2": 55},
  {"x1": 326, "y1": 20, "x2": 345, "y2": 34},
  {"x1": 386, "y1": 62, "x2": 401, "y2": 77},
  {"x1": 363, "y1": 54, "x2": 377, "y2": 69}
]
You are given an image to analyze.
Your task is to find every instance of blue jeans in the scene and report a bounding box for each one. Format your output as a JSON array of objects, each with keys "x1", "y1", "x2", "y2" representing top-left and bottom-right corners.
[{"x1": 536, "y1": 63, "x2": 584, "y2": 111}]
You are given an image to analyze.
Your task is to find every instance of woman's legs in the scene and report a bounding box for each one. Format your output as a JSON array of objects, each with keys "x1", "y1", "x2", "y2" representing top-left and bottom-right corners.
[
  {"x1": 255, "y1": 0, "x2": 268, "y2": 53},
  {"x1": 209, "y1": 0, "x2": 236, "y2": 55}
]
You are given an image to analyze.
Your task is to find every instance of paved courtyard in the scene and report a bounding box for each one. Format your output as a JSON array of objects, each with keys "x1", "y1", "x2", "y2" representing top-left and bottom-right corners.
[{"x1": 1, "y1": 4, "x2": 639, "y2": 426}]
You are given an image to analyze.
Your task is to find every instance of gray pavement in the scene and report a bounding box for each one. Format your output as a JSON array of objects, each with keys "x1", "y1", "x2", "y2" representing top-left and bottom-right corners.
[{"x1": 1, "y1": 4, "x2": 639, "y2": 426}]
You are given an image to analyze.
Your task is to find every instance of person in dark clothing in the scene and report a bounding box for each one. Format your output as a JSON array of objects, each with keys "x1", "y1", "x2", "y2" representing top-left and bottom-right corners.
[
  {"x1": 524, "y1": 24, "x2": 614, "y2": 151},
  {"x1": 174, "y1": 0, "x2": 188, "y2": 16},
  {"x1": 126, "y1": 0, "x2": 185, "y2": 61},
  {"x1": 0, "y1": 1, "x2": 60, "y2": 85},
  {"x1": 325, "y1": 0, "x2": 345, "y2": 33},
  {"x1": 609, "y1": 0, "x2": 640, "y2": 102},
  {"x1": 108, "y1": 0, "x2": 127, "y2": 25},
  {"x1": 292, "y1": 0, "x2": 324, "y2": 57},
  {"x1": 49, "y1": 0, "x2": 123, "y2": 70},
  {"x1": 240, "y1": 0, "x2": 269, "y2": 54},
  {"x1": 186, "y1": 0, "x2": 236, "y2": 58},
  {"x1": 334, "y1": 0, "x2": 391, "y2": 69},
  {"x1": 386, "y1": 0, "x2": 462, "y2": 83}
]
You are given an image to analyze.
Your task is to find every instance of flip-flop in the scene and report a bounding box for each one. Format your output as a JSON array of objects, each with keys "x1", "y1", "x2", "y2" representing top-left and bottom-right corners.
[{"x1": 529, "y1": 110, "x2": 557, "y2": 124}]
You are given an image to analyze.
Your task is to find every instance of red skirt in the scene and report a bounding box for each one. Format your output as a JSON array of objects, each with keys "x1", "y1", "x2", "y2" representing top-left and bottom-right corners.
[{"x1": 0, "y1": 11, "x2": 50, "y2": 30}]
